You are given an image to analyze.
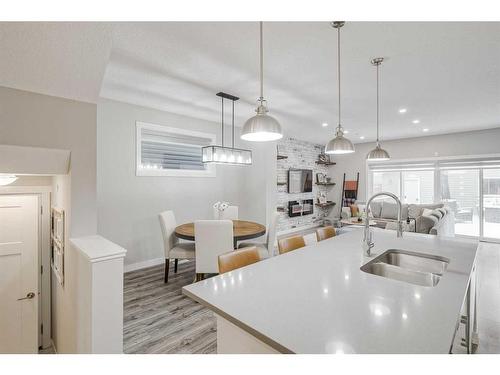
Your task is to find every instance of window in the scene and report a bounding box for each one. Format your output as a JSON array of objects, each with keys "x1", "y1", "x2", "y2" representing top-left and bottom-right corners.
[
  {"x1": 402, "y1": 170, "x2": 434, "y2": 204},
  {"x1": 369, "y1": 156, "x2": 500, "y2": 241},
  {"x1": 369, "y1": 164, "x2": 434, "y2": 204},
  {"x1": 441, "y1": 169, "x2": 480, "y2": 236},
  {"x1": 136, "y1": 122, "x2": 216, "y2": 177},
  {"x1": 372, "y1": 171, "x2": 400, "y2": 197}
]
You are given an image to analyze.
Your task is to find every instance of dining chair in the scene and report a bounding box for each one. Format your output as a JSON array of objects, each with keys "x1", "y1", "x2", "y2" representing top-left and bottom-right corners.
[
  {"x1": 316, "y1": 226, "x2": 337, "y2": 242},
  {"x1": 195, "y1": 220, "x2": 234, "y2": 280},
  {"x1": 218, "y1": 246, "x2": 261, "y2": 274},
  {"x1": 238, "y1": 211, "x2": 278, "y2": 258},
  {"x1": 277, "y1": 235, "x2": 306, "y2": 255},
  {"x1": 159, "y1": 210, "x2": 195, "y2": 283}
]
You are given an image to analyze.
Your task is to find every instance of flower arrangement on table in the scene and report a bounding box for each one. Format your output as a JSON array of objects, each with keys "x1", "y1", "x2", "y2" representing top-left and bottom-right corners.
[{"x1": 213, "y1": 201, "x2": 230, "y2": 219}]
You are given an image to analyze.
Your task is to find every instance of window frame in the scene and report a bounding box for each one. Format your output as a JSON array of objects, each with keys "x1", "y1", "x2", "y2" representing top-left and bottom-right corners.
[{"x1": 136, "y1": 121, "x2": 217, "y2": 178}]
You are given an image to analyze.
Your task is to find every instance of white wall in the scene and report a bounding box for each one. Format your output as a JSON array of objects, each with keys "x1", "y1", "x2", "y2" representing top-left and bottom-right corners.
[
  {"x1": 97, "y1": 98, "x2": 274, "y2": 269},
  {"x1": 0, "y1": 86, "x2": 97, "y2": 236},
  {"x1": 0, "y1": 86, "x2": 98, "y2": 353},
  {"x1": 330, "y1": 127, "x2": 500, "y2": 206}
]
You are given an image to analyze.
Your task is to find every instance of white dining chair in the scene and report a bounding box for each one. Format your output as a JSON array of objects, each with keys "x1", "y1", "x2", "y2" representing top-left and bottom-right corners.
[
  {"x1": 213, "y1": 205, "x2": 239, "y2": 220},
  {"x1": 195, "y1": 220, "x2": 234, "y2": 280},
  {"x1": 159, "y1": 210, "x2": 195, "y2": 283},
  {"x1": 238, "y1": 211, "x2": 278, "y2": 258}
]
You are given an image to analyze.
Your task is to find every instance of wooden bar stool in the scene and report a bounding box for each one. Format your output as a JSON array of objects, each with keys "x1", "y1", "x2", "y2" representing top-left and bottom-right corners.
[
  {"x1": 218, "y1": 247, "x2": 261, "y2": 274},
  {"x1": 316, "y1": 226, "x2": 336, "y2": 242},
  {"x1": 277, "y1": 235, "x2": 306, "y2": 254}
]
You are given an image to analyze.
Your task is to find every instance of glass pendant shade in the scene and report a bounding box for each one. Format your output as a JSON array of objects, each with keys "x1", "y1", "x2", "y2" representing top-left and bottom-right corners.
[
  {"x1": 0, "y1": 174, "x2": 18, "y2": 186},
  {"x1": 202, "y1": 145, "x2": 252, "y2": 165},
  {"x1": 325, "y1": 126, "x2": 355, "y2": 154},
  {"x1": 241, "y1": 102, "x2": 283, "y2": 142},
  {"x1": 366, "y1": 143, "x2": 390, "y2": 161}
]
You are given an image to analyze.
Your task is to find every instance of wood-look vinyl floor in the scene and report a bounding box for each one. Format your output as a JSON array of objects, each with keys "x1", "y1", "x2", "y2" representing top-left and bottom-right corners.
[{"x1": 123, "y1": 260, "x2": 216, "y2": 354}]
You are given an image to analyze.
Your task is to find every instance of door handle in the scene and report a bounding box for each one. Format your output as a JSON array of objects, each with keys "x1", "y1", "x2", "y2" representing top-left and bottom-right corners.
[{"x1": 17, "y1": 292, "x2": 35, "y2": 301}]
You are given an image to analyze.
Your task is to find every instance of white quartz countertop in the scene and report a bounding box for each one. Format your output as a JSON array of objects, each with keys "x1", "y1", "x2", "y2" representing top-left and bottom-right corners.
[{"x1": 183, "y1": 229, "x2": 478, "y2": 353}]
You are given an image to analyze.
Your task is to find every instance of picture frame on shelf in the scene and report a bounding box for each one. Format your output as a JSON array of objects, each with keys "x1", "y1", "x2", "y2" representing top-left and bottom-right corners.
[{"x1": 316, "y1": 173, "x2": 326, "y2": 184}]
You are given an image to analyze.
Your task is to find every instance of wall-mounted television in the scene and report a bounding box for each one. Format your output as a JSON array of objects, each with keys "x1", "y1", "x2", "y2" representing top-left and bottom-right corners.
[{"x1": 288, "y1": 169, "x2": 313, "y2": 193}]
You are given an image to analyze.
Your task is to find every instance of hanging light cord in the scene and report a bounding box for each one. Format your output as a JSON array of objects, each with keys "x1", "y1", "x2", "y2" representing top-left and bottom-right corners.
[
  {"x1": 337, "y1": 24, "x2": 341, "y2": 129},
  {"x1": 232, "y1": 100, "x2": 235, "y2": 148},
  {"x1": 376, "y1": 62, "x2": 380, "y2": 143},
  {"x1": 221, "y1": 96, "x2": 224, "y2": 147},
  {"x1": 259, "y1": 21, "x2": 264, "y2": 102}
]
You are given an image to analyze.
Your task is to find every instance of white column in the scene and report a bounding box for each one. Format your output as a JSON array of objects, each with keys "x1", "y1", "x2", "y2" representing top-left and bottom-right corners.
[{"x1": 70, "y1": 235, "x2": 126, "y2": 353}]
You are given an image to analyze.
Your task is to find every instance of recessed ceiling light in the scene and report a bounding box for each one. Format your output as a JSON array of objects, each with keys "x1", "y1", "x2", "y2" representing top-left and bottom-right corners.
[
  {"x1": 359, "y1": 136, "x2": 365, "y2": 140},
  {"x1": 399, "y1": 108, "x2": 407, "y2": 114},
  {"x1": 322, "y1": 122, "x2": 329, "y2": 127},
  {"x1": 412, "y1": 119, "x2": 420, "y2": 124},
  {"x1": 422, "y1": 128, "x2": 429, "y2": 132},
  {"x1": 344, "y1": 130, "x2": 349, "y2": 134}
]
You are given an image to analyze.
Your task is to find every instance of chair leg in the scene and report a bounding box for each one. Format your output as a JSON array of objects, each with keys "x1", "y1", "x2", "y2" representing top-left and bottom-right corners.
[
  {"x1": 174, "y1": 259, "x2": 178, "y2": 273},
  {"x1": 164, "y1": 259, "x2": 170, "y2": 283}
]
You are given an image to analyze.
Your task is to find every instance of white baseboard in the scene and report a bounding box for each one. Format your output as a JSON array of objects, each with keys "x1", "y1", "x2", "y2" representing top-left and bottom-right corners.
[{"x1": 125, "y1": 257, "x2": 165, "y2": 273}]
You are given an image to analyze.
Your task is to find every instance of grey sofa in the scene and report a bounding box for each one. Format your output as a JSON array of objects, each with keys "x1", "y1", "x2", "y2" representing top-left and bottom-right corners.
[{"x1": 367, "y1": 201, "x2": 454, "y2": 236}]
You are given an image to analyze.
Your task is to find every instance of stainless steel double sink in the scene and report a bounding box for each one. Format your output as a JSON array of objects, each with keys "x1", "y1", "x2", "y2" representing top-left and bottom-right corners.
[{"x1": 360, "y1": 249, "x2": 450, "y2": 287}]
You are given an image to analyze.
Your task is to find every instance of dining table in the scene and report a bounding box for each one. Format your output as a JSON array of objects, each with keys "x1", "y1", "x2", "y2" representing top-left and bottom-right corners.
[{"x1": 174, "y1": 219, "x2": 266, "y2": 248}]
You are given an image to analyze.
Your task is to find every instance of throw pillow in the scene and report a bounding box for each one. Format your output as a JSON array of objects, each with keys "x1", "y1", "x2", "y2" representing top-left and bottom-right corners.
[
  {"x1": 417, "y1": 215, "x2": 438, "y2": 234},
  {"x1": 422, "y1": 208, "x2": 434, "y2": 217},
  {"x1": 369, "y1": 201, "x2": 383, "y2": 218},
  {"x1": 381, "y1": 202, "x2": 398, "y2": 220}
]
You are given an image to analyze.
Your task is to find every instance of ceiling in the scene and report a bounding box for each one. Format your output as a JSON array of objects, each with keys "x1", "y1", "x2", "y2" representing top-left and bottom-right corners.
[
  {"x1": 2, "y1": 22, "x2": 500, "y2": 144},
  {"x1": 1, "y1": 22, "x2": 113, "y2": 103}
]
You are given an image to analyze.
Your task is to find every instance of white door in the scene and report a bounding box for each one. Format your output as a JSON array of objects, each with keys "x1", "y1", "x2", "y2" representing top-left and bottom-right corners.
[
  {"x1": 404, "y1": 178, "x2": 420, "y2": 204},
  {"x1": 0, "y1": 195, "x2": 39, "y2": 353}
]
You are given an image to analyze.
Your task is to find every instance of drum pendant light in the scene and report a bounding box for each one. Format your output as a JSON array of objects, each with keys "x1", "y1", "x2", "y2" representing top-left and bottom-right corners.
[
  {"x1": 366, "y1": 57, "x2": 390, "y2": 161},
  {"x1": 241, "y1": 22, "x2": 283, "y2": 142},
  {"x1": 325, "y1": 21, "x2": 355, "y2": 155}
]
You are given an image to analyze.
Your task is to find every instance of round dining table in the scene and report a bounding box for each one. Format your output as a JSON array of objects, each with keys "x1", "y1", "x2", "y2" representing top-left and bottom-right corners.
[{"x1": 175, "y1": 219, "x2": 266, "y2": 248}]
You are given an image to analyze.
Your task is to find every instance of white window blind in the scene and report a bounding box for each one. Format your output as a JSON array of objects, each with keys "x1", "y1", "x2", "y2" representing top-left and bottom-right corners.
[{"x1": 136, "y1": 122, "x2": 216, "y2": 177}]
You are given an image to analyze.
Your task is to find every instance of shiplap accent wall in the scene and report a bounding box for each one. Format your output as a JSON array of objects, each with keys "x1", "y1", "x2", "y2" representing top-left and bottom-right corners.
[{"x1": 276, "y1": 137, "x2": 334, "y2": 234}]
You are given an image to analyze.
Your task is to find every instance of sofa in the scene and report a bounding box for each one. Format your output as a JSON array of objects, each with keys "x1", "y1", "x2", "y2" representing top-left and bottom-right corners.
[{"x1": 342, "y1": 201, "x2": 455, "y2": 236}]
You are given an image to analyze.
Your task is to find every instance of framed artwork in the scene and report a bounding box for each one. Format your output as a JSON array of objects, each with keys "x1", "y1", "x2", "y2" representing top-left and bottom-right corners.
[
  {"x1": 51, "y1": 207, "x2": 65, "y2": 286},
  {"x1": 316, "y1": 173, "x2": 326, "y2": 183}
]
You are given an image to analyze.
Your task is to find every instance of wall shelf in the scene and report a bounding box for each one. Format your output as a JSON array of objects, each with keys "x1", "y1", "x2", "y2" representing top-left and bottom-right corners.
[
  {"x1": 315, "y1": 202, "x2": 336, "y2": 208},
  {"x1": 315, "y1": 182, "x2": 336, "y2": 186},
  {"x1": 277, "y1": 181, "x2": 287, "y2": 186},
  {"x1": 277, "y1": 155, "x2": 288, "y2": 160},
  {"x1": 315, "y1": 160, "x2": 336, "y2": 166}
]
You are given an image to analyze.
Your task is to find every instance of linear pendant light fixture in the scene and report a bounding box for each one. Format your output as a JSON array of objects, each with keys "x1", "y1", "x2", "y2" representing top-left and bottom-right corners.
[
  {"x1": 325, "y1": 21, "x2": 355, "y2": 155},
  {"x1": 366, "y1": 57, "x2": 390, "y2": 161},
  {"x1": 202, "y1": 92, "x2": 252, "y2": 165},
  {"x1": 241, "y1": 22, "x2": 283, "y2": 142}
]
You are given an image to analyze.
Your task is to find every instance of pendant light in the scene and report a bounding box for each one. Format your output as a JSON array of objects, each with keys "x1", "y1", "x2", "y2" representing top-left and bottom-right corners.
[
  {"x1": 0, "y1": 174, "x2": 18, "y2": 186},
  {"x1": 241, "y1": 22, "x2": 283, "y2": 142},
  {"x1": 202, "y1": 92, "x2": 252, "y2": 165},
  {"x1": 366, "y1": 57, "x2": 390, "y2": 161},
  {"x1": 325, "y1": 21, "x2": 355, "y2": 155}
]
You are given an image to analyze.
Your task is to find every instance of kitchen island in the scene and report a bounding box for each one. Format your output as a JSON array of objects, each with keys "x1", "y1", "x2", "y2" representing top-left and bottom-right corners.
[{"x1": 182, "y1": 228, "x2": 478, "y2": 354}]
